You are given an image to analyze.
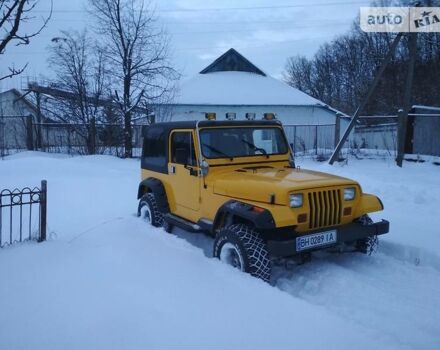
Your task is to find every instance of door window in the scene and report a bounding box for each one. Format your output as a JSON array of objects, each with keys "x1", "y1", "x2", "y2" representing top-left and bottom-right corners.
[{"x1": 171, "y1": 132, "x2": 197, "y2": 166}]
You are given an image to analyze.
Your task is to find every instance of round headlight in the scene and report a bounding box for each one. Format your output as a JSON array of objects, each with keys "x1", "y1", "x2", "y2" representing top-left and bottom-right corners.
[
  {"x1": 344, "y1": 187, "x2": 356, "y2": 201},
  {"x1": 289, "y1": 193, "x2": 303, "y2": 208}
]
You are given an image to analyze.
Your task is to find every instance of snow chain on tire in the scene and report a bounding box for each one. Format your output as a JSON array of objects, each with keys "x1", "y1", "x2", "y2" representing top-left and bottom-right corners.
[
  {"x1": 214, "y1": 224, "x2": 272, "y2": 282},
  {"x1": 139, "y1": 193, "x2": 164, "y2": 227}
]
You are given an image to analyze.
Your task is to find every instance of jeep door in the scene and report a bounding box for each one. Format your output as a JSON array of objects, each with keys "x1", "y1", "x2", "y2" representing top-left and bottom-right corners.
[{"x1": 168, "y1": 130, "x2": 201, "y2": 217}]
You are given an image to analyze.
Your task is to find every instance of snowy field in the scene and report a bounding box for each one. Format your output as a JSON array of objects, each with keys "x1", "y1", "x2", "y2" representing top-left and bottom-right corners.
[{"x1": 0, "y1": 152, "x2": 439, "y2": 350}]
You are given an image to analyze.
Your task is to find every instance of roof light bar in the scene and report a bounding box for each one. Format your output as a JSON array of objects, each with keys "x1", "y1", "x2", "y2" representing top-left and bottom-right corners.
[
  {"x1": 226, "y1": 112, "x2": 236, "y2": 120},
  {"x1": 263, "y1": 113, "x2": 276, "y2": 120}
]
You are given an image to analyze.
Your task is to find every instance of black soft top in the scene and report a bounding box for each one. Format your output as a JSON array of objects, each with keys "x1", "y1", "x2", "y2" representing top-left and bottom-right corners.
[{"x1": 142, "y1": 119, "x2": 282, "y2": 138}]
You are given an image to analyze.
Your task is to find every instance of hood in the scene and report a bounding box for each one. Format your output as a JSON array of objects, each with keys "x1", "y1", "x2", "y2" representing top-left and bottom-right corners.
[{"x1": 213, "y1": 166, "x2": 357, "y2": 205}]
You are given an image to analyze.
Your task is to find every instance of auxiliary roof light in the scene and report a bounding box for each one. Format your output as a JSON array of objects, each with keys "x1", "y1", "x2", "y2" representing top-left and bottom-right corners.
[
  {"x1": 245, "y1": 112, "x2": 256, "y2": 120},
  {"x1": 205, "y1": 112, "x2": 216, "y2": 120},
  {"x1": 263, "y1": 113, "x2": 276, "y2": 120},
  {"x1": 226, "y1": 112, "x2": 236, "y2": 120}
]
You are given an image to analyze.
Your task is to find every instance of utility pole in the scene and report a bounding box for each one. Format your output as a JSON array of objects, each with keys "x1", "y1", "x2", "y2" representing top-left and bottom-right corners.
[
  {"x1": 396, "y1": 32, "x2": 418, "y2": 167},
  {"x1": 329, "y1": 32, "x2": 404, "y2": 164}
]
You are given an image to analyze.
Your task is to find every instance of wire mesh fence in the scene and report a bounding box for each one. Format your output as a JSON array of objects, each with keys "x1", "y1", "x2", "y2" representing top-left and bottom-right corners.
[
  {"x1": 0, "y1": 116, "x2": 399, "y2": 161},
  {"x1": 284, "y1": 124, "x2": 336, "y2": 159},
  {"x1": 351, "y1": 123, "x2": 398, "y2": 157},
  {"x1": 35, "y1": 122, "x2": 144, "y2": 157},
  {"x1": 0, "y1": 116, "x2": 145, "y2": 158}
]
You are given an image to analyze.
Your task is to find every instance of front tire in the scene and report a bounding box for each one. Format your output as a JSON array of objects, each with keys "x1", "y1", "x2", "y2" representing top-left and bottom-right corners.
[
  {"x1": 138, "y1": 193, "x2": 163, "y2": 227},
  {"x1": 213, "y1": 224, "x2": 271, "y2": 282}
]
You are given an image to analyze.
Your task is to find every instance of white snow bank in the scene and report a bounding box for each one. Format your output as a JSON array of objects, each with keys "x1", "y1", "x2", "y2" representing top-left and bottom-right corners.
[
  {"x1": 176, "y1": 71, "x2": 323, "y2": 106},
  {"x1": 0, "y1": 153, "x2": 439, "y2": 350}
]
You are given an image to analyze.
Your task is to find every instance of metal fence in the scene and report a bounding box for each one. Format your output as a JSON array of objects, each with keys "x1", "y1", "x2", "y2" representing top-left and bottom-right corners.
[
  {"x1": 0, "y1": 180, "x2": 47, "y2": 248},
  {"x1": 284, "y1": 124, "x2": 336, "y2": 159},
  {"x1": 0, "y1": 116, "x2": 144, "y2": 158},
  {"x1": 351, "y1": 123, "x2": 398, "y2": 156},
  {"x1": 35, "y1": 122, "x2": 144, "y2": 157},
  {"x1": 0, "y1": 116, "x2": 400, "y2": 160},
  {"x1": 0, "y1": 119, "x2": 4, "y2": 158}
]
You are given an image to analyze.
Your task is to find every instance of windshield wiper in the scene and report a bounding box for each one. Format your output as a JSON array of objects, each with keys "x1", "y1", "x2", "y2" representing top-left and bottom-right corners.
[
  {"x1": 240, "y1": 139, "x2": 269, "y2": 157},
  {"x1": 202, "y1": 143, "x2": 234, "y2": 160}
]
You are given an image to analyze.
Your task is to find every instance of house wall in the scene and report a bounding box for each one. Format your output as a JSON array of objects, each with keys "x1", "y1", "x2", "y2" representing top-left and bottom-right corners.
[
  {"x1": 163, "y1": 104, "x2": 338, "y2": 125},
  {"x1": 0, "y1": 90, "x2": 36, "y2": 150}
]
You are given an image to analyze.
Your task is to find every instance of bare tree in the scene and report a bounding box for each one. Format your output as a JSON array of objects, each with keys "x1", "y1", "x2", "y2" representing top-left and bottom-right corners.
[
  {"x1": 88, "y1": 0, "x2": 179, "y2": 158},
  {"x1": 45, "y1": 30, "x2": 110, "y2": 154},
  {"x1": 0, "y1": 0, "x2": 52, "y2": 81}
]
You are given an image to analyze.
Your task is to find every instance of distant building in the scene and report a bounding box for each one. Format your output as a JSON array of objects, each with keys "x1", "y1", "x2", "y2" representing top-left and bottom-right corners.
[
  {"x1": 0, "y1": 88, "x2": 40, "y2": 118},
  {"x1": 0, "y1": 89, "x2": 39, "y2": 151},
  {"x1": 0, "y1": 89, "x2": 57, "y2": 153}
]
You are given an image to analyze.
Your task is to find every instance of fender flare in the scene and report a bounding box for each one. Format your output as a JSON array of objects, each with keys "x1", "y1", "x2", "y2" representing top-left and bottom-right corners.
[
  {"x1": 213, "y1": 200, "x2": 276, "y2": 232},
  {"x1": 137, "y1": 178, "x2": 170, "y2": 214}
]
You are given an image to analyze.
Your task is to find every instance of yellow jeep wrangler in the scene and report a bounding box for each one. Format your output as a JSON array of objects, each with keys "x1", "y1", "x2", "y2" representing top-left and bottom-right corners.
[{"x1": 137, "y1": 117, "x2": 389, "y2": 281}]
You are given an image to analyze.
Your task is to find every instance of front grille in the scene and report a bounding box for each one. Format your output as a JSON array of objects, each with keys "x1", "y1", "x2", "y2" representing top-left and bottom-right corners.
[{"x1": 308, "y1": 189, "x2": 342, "y2": 229}]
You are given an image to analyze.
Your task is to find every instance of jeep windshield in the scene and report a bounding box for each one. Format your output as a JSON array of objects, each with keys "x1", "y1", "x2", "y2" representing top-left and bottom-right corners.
[{"x1": 200, "y1": 127, "x2": 289, "y2": 159}]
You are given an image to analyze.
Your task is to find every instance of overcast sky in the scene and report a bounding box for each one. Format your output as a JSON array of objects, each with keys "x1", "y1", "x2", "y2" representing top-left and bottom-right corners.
[{"x1": 0, "y1": 0, "x2": 372, "y2": 90}]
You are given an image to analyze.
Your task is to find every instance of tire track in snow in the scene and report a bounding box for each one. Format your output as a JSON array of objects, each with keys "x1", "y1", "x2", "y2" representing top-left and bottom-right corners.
[
  {"x1": 273, "y1": 249, "x2": 440, "y2": 350},
  {"x1": 149, "y1": 222, "x2": 440, "y2": 349}
]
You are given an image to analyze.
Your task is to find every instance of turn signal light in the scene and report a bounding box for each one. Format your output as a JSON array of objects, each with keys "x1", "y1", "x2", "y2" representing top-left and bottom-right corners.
[
  {"x1": 298, "y1": 213, "x2": 307, "y2": 223},
  {"x1": 343, "y1": 207, "x2": 352, "y2": 216},
  {"x1": 252, "y1": 206, "x2": 265, "y2": 213}
]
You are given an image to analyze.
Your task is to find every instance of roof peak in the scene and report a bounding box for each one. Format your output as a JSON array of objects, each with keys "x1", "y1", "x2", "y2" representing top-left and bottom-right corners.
[{"x1": 200, "y1": 48, "x2": 266, "y2": 76}]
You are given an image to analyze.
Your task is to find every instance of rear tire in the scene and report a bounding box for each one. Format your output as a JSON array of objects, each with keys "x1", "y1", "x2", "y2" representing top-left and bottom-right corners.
[
  {"x1": 213, "y1": 224, "x2": 271, "y2": 282},
  {"x1": 138, "y1": 193, "x2": 163, "y2": 227}
]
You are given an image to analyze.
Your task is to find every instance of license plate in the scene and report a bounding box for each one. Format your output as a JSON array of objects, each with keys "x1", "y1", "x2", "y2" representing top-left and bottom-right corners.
[{"x1": 296, "y1": 230, "x2": 337, "y2": 252}]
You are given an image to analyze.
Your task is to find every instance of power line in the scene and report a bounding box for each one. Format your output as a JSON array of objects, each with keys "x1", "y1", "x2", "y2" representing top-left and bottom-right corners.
[
  {"x1": 34, "y1": 20, "x2": 353, "y2": 38},
  {"x1": 33, "y1": 1, "x2": 369, "y2": 13},
  {"x1": 3, "y1": 35, "x2": 334, "y2": 55},
  {"x1": 157, "y1": 0, "x2": 369, "y2": 12}
]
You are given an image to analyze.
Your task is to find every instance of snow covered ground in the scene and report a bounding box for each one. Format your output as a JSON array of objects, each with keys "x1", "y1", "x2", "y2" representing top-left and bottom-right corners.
[{"x1": 0, "y1": 152, "x2": 439, "y2": 350}]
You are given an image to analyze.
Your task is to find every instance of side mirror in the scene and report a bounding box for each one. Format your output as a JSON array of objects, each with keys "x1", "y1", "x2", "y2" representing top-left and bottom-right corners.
[
  {"x1": 175, "y1": 148, "x2": 189, "y2": 164},
  {"x1": 200, "y1": 160, "x2": 209, "y2": 177}
]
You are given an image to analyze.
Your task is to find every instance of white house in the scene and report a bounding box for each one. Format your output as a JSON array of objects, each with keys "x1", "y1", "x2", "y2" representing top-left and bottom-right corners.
[
  {"x1": 153, "y1": 48, "x2": 348, "y2": 154},
  {"x1": 161, "y1": 49, "x2": 344, "y2": 124}
]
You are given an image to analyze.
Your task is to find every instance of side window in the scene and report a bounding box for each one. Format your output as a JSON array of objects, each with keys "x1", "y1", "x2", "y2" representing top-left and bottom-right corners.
[
  {"x1": 171, "y1": 132, "x2": 197, "y2": 166},
  {"x1": 142, "y1": 127, "x2": 167, "y2": 168}
]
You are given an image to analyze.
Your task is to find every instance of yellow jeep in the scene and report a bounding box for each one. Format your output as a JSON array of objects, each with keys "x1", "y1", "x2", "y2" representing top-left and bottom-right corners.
[{"x1": 137, "y1": 117, "x2": 389, "y2": 281}]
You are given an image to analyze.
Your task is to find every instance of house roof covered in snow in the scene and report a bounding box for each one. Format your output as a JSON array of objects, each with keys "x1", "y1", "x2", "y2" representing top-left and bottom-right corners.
[{"x1": 175, "y1": 49, "x2": 327, "y2": 107}]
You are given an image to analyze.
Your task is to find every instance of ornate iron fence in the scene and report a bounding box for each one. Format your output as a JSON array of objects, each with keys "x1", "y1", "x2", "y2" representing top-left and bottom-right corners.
[{"x1": 0, "y1": 180, "x2": 47, "y2": 247}]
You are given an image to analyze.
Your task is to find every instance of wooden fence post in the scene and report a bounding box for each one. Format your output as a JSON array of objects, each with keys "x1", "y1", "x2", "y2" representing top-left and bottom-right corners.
[
  {"x1": 39, "y1": 180, "x2": 47, "y2": 242},
  {"x1": 333, "y1": 113, "x2": 341, "y2": 160},
  {"x1": 26, "y1": 115, "x2": 34, "y2": 150},
  {"x1": 396, "y1": 109, "x2": 406, "y2": 167},
  {"x1": 315, "y1": 125, "x2": 318, "y2": 155}
]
